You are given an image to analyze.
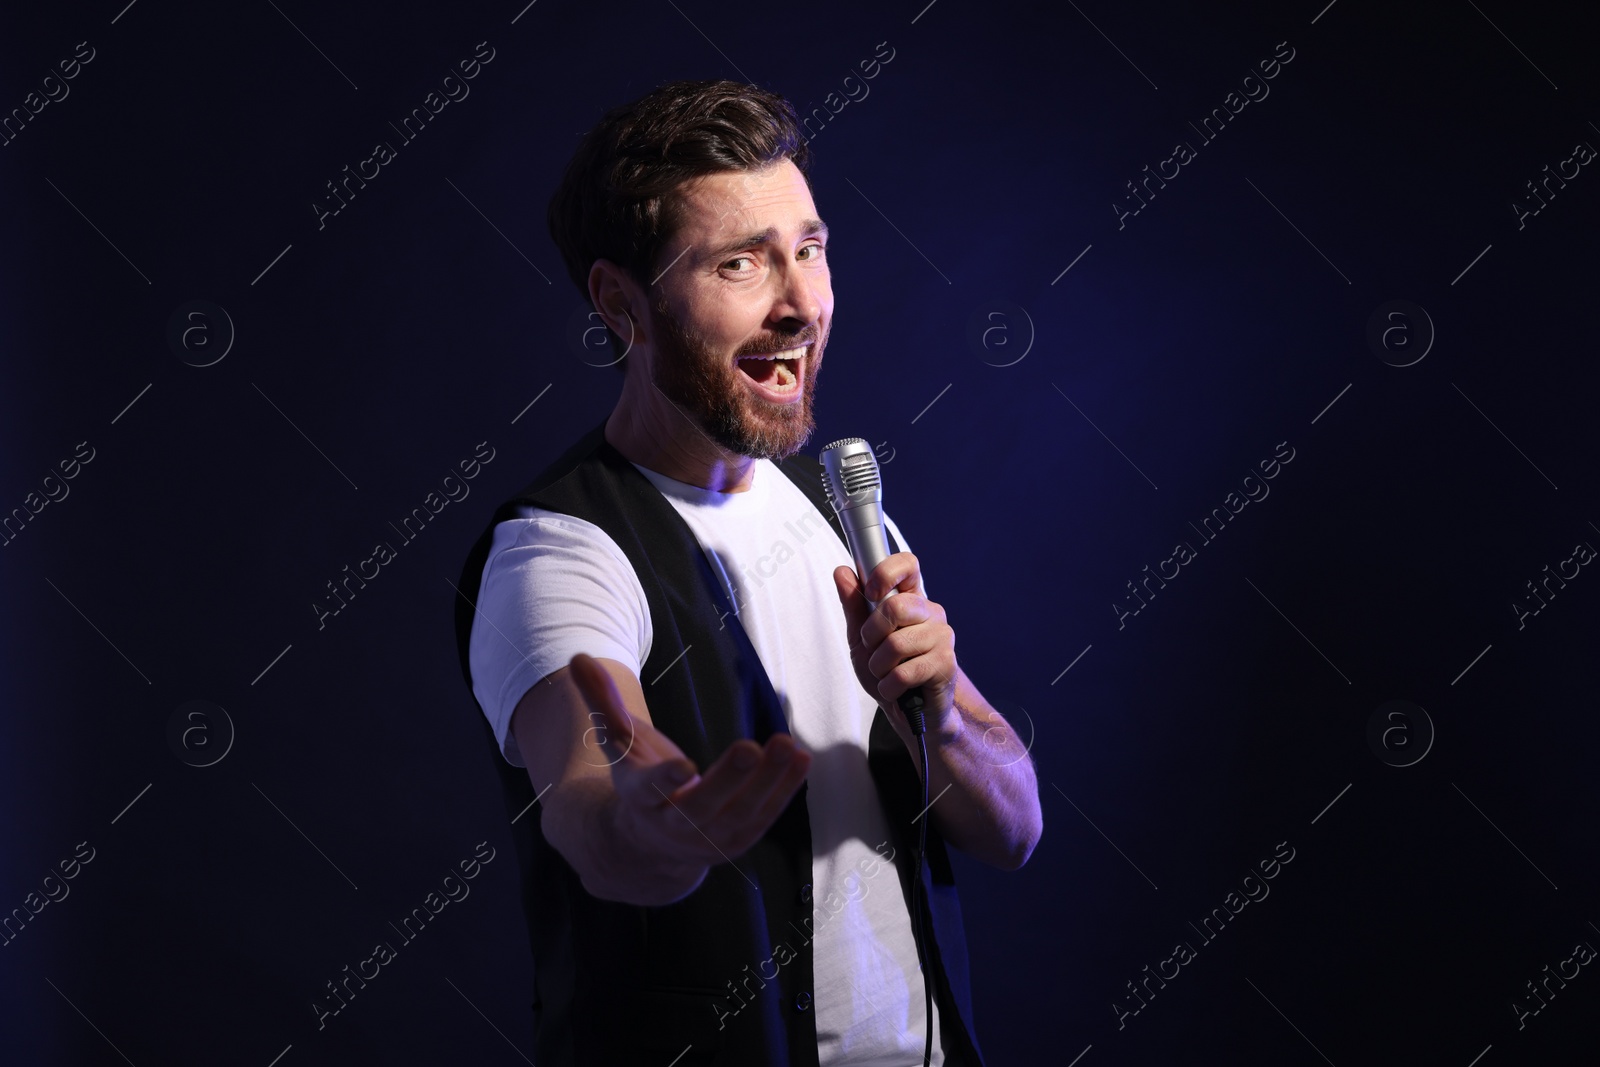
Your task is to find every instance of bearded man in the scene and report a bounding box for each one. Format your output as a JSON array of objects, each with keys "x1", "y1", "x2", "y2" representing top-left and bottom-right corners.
[{"x1": 453, "y1": 78, "x2": 1041, "y2": 1067}]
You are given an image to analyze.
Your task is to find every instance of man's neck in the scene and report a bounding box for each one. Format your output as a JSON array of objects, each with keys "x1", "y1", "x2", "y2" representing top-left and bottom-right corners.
[{"x1": 604, "y1": 374, "x2": 757, "y2": 493}]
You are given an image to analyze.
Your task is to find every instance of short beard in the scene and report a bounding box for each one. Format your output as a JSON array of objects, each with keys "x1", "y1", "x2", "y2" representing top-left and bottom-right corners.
[{"x1": 647, "y1": 296, "x2": 823, "y2": 461}]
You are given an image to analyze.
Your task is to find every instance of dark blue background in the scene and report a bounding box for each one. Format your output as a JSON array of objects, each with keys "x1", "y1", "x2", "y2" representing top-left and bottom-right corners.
[{"x1": 2, "y1": 0, "x2": 1596, "y2": 1063}]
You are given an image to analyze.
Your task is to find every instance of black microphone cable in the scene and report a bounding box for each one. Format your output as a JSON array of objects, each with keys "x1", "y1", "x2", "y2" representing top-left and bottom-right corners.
[{"x1": 899, "y1": 687, "x2": 934, "y2": 1067}]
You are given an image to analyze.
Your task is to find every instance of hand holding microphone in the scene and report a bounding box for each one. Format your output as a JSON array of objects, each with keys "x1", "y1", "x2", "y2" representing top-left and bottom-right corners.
[{"x1": 821, "y1": 438, "x2": 958, "y2": 743}]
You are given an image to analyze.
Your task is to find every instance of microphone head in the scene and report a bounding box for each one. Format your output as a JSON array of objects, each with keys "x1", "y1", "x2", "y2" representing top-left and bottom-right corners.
[{"x1": 819, "y1": 437, "x2": 881, "y2": 514}]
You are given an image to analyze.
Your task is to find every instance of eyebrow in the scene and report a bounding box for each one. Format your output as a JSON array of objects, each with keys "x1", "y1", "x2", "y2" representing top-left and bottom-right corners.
[{"x1": 703, "y1": 218, "x2": 829, "y2": 262}]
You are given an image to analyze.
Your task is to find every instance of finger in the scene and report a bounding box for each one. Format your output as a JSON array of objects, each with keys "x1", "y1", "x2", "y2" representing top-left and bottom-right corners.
[
  {"x1": 672, "y1": 738, "x2": 767, "y2": 823},
  {"x1": 569, "y1": 654, "x2": 681, "y2": 774},
  {"x1": 833, "y1": 566, "x2": 871, "y2": 649},
  {"x1": 689, "y1": 736, "x2": 813, "y2": 855},
  {"x1": 859, "y1": 591, "x2": 931, "y2": 651},
  {"x1": 866, "y1": 621, "x2": 947, "y2": 681},
  {"x1": 568, "y1": 653, "x2": 635, "y2": 758},
  {"x1": 876, "y1": 647, "x2": 956, "y2": 705},
  {"x1": 636, "y1": 756, "x2": 703, "y2": 809},
  {"x1": 726, "y1": 737, "x2": 813, "y2": 837},
  {"x1": 863, "y1": 551, "x2": 920, "y2": 603}
]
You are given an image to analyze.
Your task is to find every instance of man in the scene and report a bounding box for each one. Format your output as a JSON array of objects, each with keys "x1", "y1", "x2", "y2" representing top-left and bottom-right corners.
[{"x1": 453, "y1": 79, "x2": 1041, "y2": 1067}]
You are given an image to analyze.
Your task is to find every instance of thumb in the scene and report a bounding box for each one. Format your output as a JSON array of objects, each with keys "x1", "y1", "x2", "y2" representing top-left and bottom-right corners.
[{"x1": 569, "y1": 652, "x2": 634, "y2": 760}]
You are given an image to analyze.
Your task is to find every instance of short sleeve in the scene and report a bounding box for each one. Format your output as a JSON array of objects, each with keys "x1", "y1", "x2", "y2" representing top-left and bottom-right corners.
[{"x1": 468, "y1": 511, "x2": 652, "y2": 767}]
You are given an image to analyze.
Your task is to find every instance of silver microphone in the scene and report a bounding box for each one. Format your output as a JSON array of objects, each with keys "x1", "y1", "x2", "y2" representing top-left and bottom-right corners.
[
  {"x1": 819, "y1": 437, "x2": 927, "y2": 730},
  {"x1": 819, "y1": 437, "x2": 896, "y2": 611}
]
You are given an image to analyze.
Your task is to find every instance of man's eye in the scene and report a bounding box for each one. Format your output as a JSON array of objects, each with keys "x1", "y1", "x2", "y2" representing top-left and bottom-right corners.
[
  {"x1": 724, "y1": 256, "x2": 755, "y2": 272},
  {"x1": 800, "y1": 243, "x2": 826, "y2": 260}
]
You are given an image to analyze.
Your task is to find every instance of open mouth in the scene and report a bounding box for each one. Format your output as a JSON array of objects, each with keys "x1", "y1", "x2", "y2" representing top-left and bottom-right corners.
[{"x1": 734, "y1": 345, "x2": 805, "y2": 400}]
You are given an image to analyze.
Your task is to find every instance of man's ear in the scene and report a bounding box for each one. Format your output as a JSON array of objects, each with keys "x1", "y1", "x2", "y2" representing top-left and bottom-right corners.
[{"x1": 587, "y1": 258, "x2": 648, "y2": 356}]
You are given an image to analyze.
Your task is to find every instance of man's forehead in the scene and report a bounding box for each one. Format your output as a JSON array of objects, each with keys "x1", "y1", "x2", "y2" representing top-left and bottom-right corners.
[{"x1": 676, "y1": 161, "x2": 818, "y2": 235}]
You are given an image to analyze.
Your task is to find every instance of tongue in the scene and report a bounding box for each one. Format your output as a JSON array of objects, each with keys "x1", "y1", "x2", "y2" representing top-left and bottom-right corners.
[{"x1": 740, "y1": 357, "x2": 780, "y2": 385}]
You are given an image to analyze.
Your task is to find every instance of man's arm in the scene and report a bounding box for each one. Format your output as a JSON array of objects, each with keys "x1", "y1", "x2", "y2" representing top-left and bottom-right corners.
[
  {"x1": 833, "y1": 560, "x2": 1044, "y2": 871},
  {"x1": 511, "y1": 653, "x2": 812, "y2": 906}
]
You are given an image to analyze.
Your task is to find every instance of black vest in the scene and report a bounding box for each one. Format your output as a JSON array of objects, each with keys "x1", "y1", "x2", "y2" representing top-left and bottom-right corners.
[{"x1": 452, "y1": 421, "x2": 986, "y2": 1066}]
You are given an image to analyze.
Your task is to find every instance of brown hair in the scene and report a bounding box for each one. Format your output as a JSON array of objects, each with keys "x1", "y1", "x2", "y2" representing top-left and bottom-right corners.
[{"x1": 548, "y1": 79, "x2": 813, "y2": 365}]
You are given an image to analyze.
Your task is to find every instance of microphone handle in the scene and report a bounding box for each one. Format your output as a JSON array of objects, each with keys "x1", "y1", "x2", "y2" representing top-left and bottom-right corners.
[{"x1": 839, "y1": 503, "x2": 929, "y2": 734}]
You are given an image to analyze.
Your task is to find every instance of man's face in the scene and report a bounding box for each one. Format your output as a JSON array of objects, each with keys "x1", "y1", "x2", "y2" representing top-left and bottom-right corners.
[{"x1": 645, "y1": 159, "x2": 833, "y2": 461}]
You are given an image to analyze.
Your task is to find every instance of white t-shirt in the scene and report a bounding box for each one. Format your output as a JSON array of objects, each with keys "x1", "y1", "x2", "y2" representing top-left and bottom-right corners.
[{"x1": 468, "y1": 456, "x2": 944, "y2": 1067}]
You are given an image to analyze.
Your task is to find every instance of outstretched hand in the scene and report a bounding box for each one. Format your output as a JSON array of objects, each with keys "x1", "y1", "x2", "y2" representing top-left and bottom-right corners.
[{"x1": 566, "y1": 652, "x2": 813, "y2": 872}]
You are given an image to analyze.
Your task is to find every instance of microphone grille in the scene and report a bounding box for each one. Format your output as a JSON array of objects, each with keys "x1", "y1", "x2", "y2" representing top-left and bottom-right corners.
[{"x1": 819, "y1": 437, "x2": 881, "y2": 510}]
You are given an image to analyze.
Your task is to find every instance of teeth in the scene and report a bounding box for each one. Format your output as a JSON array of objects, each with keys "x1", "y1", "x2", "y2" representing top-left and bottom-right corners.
[{"x1": 738, "y1": 347, "x2": 806, "y2": 362}]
